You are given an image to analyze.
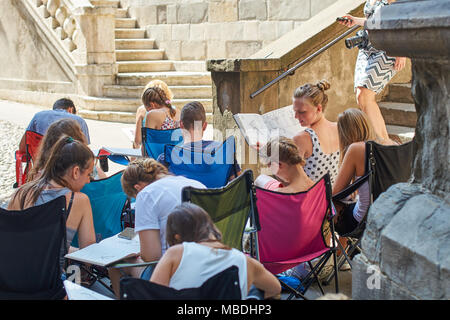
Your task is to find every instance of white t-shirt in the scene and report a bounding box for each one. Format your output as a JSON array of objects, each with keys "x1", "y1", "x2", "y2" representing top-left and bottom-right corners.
[
  {"x1": 134, "y1": 175, "x2": 206, "y2": 254},
  {"x1": 169, "y1": 242, "x2": 248, "y2": 298}
]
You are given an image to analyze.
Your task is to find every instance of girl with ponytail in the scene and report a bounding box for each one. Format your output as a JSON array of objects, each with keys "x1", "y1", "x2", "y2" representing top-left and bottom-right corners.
[
  {"x1": 292, "y1": 80, "x2": 340, "y2": 184},
  {"x1": 8, "y1": 135, "x2": 96, "y2": 270},
  {"x1": 141, "y1": 85, "x2": 180, "y2": 132},
  {"x1": 108, "y1": 158, "x2": 205, "y2": 298}
]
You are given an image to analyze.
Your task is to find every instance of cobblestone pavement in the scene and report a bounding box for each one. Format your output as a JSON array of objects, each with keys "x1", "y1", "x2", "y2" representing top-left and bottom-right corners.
[{"x1": 0, "y1": 119, "x2": 24, "y2": 207}]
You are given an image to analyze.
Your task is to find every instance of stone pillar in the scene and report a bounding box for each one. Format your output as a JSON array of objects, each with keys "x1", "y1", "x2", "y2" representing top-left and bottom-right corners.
[
  {"x1": 72, "y1": 5, "x2": 118, "y2": 97},
  {"x1": 352, "y1": 0, "x2": 450, "y2": 300}
]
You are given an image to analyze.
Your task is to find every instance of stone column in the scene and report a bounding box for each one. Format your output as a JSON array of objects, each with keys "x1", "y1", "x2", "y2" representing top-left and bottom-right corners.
[
  {"x1": 72, "y1": 5, "x2": 118, "y2": 97},
  {"x1": 352, "y1": 0, "x2": 450, "y2": 300}
]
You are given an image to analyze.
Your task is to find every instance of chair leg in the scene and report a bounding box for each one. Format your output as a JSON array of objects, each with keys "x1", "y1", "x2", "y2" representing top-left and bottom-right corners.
[
  {"x1": 308, "y1": 261, "x2": 325, "y2": 295},
  {"x1": 80, "y1": 264, "x2": 115, "y2": 294},
  {"x1": 281, "y1": 280, "x2": 308, "y2": 300}
]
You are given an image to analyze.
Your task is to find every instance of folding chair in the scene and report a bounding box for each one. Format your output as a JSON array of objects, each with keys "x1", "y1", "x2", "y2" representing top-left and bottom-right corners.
[
  {"x1": 14, "y1": 130, "x2": 43, "y2": 188},
  {"x1": 141, "y1": 127, "x2": 183, "y2": 159},
  {"x1": 255, "y1": 174, "x2": 339, "y2": 299},
  {"x1": 93, "y1": 147, "x2": 143, "y2": 172},
  {"x1": 0, "y1": 196, "x2": 67, "y2": 299},
  {"x1": 71, "y1": 171, "x2": 129, "y2": 293},
  {"x1": 322, "y1": 139, "x2": 415, "y2": 284},
  {"x1": 164, "y1": 136, "x2": 238, "y2": 188},
  {"x1": 181, "y1": 170, "x2": 260, "y2": 255},
  {"x1": 120, "y1": 265, "x2": 242, "y2": 300}
]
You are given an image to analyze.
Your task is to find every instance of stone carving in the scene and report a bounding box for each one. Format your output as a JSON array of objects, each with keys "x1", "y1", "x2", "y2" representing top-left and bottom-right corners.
[{"x1": 32, "y1": 0, "x2": 77, "y2": 52}]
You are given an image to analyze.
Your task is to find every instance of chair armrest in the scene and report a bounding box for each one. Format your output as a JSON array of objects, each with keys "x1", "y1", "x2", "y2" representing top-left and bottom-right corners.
[{"x1": 109, "y1": 260, "x2": 159, "y2": 269}]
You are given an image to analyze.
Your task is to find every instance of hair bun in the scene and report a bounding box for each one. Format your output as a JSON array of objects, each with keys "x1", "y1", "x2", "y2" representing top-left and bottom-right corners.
[{"x1": 317, "y1": 80, "x2": 331, "y2": 91}]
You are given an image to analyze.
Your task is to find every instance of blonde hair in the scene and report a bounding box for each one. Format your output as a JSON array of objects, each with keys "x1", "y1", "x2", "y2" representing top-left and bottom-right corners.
[
  {"x1": 337, "y1": 108, "x2": 379, "y2": 164},
  {"x1": 143, "y1": 79, "x2": 174, "y2": 101},
  {"x1": 293, "y1": 80, "x2": 331, "y2": 111},
  {"x1": 121, "y1": 158, "x2": 168, "y2": 198},
  {"x1": 260, "y1": 136, "x2": 306, "y2": 166}
]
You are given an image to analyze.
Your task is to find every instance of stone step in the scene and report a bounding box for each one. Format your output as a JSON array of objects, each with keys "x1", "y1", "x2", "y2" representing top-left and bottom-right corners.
[
  {"x1": 172, "y1": 61, "x2": 207, "y2": 72},
  {"x1": 103, "y1": 85, "x2": 212, "y2": 99},
  {"x1": 115, "y1": 8, "x2": 128, "y2": 18},
  {"x1": 116, "y1": 49, "x2": 165, "y2": 61},
  {"x1": 379, "y1": 102, "x2": 417, "y2": 127},
  {"x1": 117, "y1": 61, "x2": 173, "y2": 73},
  {"x1": 385, "y1": 83, "x2": 414, "y2": 104},
  {"x1": 91, "y1": 0, "x2": 120, "y2": 7},
  {"x1": 79, "y1": 109, "x2": 213, "y2": 124},
  {"x1": 80, "y1": 96, "x2": 213, "y2": 113},
  {"x1": 117, "y1": 71, "x2": 212, "y2": 86},
  {"x1": 115, "y1": 18, "x2": 136, "y2": 29},
  {"x1": 115, "y1": 39, "x2": 155, "y2": 50},
  {"x1": 387, "y1": 125, "x2": 415, "y2": 144},
  {"x1": 115, "y1": 28, "x2": 146, "y2": 39}
]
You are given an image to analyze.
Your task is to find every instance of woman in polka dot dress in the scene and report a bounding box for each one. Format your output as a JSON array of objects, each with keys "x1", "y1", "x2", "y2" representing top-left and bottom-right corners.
[{"x1": 292, "y1": 80, "x2": 340, "y2": 185}]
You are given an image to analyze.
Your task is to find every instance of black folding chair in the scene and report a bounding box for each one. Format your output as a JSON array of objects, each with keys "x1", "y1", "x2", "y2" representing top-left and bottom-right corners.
[
  {"x1": 323, "y1": 139, "x2": 415, "y2": 284},
  {"x1": 120, "y1": 265, "x2": 242, "y2": 300},
  {"x1": 0, "y1": 196, "x2": 67, "y2": 299}
]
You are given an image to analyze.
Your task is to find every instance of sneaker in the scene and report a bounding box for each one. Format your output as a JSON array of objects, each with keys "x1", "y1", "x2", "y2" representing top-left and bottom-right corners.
[
  {"x1": 317, "y1": 265, "x2": 335, "y2": 282},
  {"x1": 340, "y1": 261, "x2": 351, "y2": 271}
]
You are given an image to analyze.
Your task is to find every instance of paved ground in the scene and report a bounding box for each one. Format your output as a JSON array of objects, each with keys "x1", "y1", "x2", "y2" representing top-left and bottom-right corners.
[{"x1": 0, "y1": 99, "x2": 352, "y2": 299}]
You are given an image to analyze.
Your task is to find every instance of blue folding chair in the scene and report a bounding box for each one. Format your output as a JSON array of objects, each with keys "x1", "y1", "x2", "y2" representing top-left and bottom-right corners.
[
  {"x1": 141, "y1": 127, "x2": 184, "y2": 159},
  {"x1": 164, "y1": 136, "x2": 238, "y2": 188},
  {"x1": 72, "y1": 171, "x2": 128, "y2": 247}
]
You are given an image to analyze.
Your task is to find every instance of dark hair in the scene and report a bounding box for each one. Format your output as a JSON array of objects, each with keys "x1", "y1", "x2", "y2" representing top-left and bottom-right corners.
[
  {"x1": 260, "y1": 136, "x2": 306, "y2": 166},
  {"x1": 53, "y1": 98, "x2": 76, "y2": 113},
  {"x1": 180, "y1": 101, "x2": 206, "y2": 131},
  {"x1": 12, "y1": 135, "x2": 94, "y2": 209},
  {"x1": 166, "y1": 203, "x2": 227, "y2": 249},
  {"x1": 293, "y1": 80, "x2": 331, "y2": 111},
  {"x1": 28, "y1": 119, "x2": 88, "y2": 182},
  {"x1": 141, "y1": 86, "x2": 176, "y2": 118}
]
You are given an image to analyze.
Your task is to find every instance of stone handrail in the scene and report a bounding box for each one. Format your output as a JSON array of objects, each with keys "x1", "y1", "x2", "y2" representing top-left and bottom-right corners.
[{"x1": 22, "y1": 0, "x2": 117, "y2": 96}]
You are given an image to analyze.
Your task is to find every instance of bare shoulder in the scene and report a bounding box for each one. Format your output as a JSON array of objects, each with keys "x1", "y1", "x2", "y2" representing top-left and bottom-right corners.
[
  {"x1": 293, "y1": 130, "x2": 311, "y2": 144},
  {"x1": 347, "y1": 141, "x2": 366, "y2": 159},
  {"x1": 163, "y1": 244, "x2": 184, "y2": 261}
]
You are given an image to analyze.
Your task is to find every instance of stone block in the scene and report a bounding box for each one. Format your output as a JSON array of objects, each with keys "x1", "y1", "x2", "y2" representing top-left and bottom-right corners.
[
  {"x1": 172, "y1": 24, "x2": 190, "y2": 41},
  {"x1": 205, "y1": 23, "x2": 222, "y2": 40},
  {"x1": 206, "y1": 40, "x2": 227, "y2": 59},
  {"x1": 220, "y1": 22, "x2": 244, "y2": 41},
  {"x1": 157, "y1": 5, "x2": 167, "y2": 24},
  {"x1": 181, "y1": 41, "x2": 206, "y2": 60},
  {"x1": 238, "y1": 0, "x2": 267, "y2": 20},
  {"x1": 258, "y1": 21, "x2": 277, "y2": 41},
  {"x1": 267, "y1": 0, "x2": 310, "y2": 21},
  {"x1": 190, "y1": 24, "x2": 205, "y2": 41},
  {"x1": 277, "y1": 21, "x2": 294, "y2": 38},
  {"x1": 129, "y1": 5, "x2": 157, "y2": 26},
  {"x1": 167, "y1": 4, "x2": 177, "y2": 24},
  {"x1": 147, "y1": 24, "x2": 172, "y2": 41},
  {"x1": 226, "y1": 41, "x2": 262, "y2": 58},
  {"x1": 311, "y1": 0, "x2": 337, "y2": 17},
  {"x1": 243, "y1": 21, "x2": 259, "y2": 41},
  {"x1": 177, "y1": 2, "x2": 208, "y2": 24},
  {"x1": 156, "y1": 40, "x2": 180, "y2": 60},
  {"x1": 208, "y1": 0, "x2": 238, "y2": 23}
]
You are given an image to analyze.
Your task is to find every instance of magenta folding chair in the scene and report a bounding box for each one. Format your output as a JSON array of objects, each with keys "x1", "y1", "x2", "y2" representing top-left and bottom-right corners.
[{"x1": 255, "y1": 174, "x2": 339, "y2": 299}]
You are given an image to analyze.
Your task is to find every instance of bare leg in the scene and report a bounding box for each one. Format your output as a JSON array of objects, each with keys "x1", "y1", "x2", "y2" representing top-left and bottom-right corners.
[
  {"x1": 108, "y1": 257, "x2": 146, "y2": 299},
  {"x1": 356, "y1": 87, "x2": 390, "y2": 141}
]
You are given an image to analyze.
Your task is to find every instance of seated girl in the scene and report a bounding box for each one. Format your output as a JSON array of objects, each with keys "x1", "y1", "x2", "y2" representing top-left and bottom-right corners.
[
  {"x1": 333, "y1": 108, "x2": 396, "y2": 235},
  {"x1": 150, "y1": 203, "x2": 281, "y2": 299},
  {"x1": 255, "y1": 136, "x2": 314, "y2": 193},
  {"x1": 134, "y1": 80, "x2": 174, "y2": 149},
  {"x1": 28, "y1": 118, "x2": 106, "y2": 182},
  {"x1": 8, "y1": 135, "x2": 96, "y2": 271},
  {"x1": 292, "y1": 80, "x2": 340, "y2": 184},
  {"x1": 108, "y1": 158, "x2": 205, "y2": 298}
]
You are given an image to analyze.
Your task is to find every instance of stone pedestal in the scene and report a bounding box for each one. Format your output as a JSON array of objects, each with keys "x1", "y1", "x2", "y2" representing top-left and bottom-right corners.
[{"x1": 352, "y1": 0, "x2": 450, "y2": 300}]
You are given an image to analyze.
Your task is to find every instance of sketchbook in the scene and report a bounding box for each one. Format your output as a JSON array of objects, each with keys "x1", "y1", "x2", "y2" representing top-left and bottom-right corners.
[
  {"x1": 64, "y1": 280, "x2": 114, "y2": 300},
  {"x1": 233, "y1": 105, "x2": 305, "y2": 146},
  {"x1": 64, "y1": 233, "x2": 140, "y2": 267}
]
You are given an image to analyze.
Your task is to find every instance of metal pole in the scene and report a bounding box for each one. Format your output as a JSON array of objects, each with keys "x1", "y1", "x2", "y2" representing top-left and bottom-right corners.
[{"x1": 250, "y1": 26, "x2": 360, "y2": 99}]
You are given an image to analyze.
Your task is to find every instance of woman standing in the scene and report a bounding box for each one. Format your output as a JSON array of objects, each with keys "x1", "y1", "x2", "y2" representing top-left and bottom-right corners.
[{"x1": 338, "y1": 0, "x2": 406, "y2": 142}]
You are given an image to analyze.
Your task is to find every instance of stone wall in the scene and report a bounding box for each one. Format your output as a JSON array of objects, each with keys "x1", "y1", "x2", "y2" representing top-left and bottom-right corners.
[{"x1": 119, "y1": 0, "x2": 339, "y2": 59}]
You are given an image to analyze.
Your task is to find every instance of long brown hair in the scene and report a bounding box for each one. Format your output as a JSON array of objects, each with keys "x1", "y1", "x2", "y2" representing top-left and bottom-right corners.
[
  {"x1": 28, "y1": 119, "x2": 87, "y2": 182},
  {"x1": 121, "y1": 158, "x2": 168, "y2": 198},
  {"x1": 12, "y1": 135, "x2": 94, "y2": 209},
  {"x1": 166, "y1": 203, "x2": 228, "y2": 249},
  {"x1": 337, "y1": 108, "x2": 379, "y2": 164},
  {"x1": 141, "y1": 86, "x2": 177, "y2": 118},
  {"x1": 293, "y1": 80, "x2": 331, "y2": 112}
]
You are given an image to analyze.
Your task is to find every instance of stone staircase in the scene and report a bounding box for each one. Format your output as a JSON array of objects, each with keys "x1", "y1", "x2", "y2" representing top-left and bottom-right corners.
[
  {"x1": 381, "y1": 82, "x2": 416, "y2": 143},
  {"x1": 79, "y1": 0, "x2": 213, "y2": 124}
]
